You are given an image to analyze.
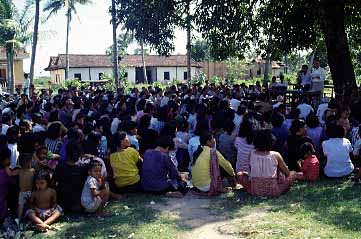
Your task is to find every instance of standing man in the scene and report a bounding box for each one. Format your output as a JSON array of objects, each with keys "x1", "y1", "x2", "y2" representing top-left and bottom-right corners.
[
  {"x1": 311, "y1": 60, "x2": 326, "y2": 95},
  {"x1": 23, "y1": 73, "x2": 30, "y2": 95},
  {"x1": 298, "y1": 65, "x2": 312, "y2": 91}
]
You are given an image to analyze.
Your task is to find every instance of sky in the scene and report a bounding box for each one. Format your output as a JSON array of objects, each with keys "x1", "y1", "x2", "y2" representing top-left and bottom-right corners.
[{"x1": 13, "y1": 0, "x2": 188, "y2": 77}]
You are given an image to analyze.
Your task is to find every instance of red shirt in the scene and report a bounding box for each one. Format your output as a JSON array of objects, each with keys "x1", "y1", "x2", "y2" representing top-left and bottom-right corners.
[{"x1": 301, "y1": 155, "x2": 319, "y2": 181}]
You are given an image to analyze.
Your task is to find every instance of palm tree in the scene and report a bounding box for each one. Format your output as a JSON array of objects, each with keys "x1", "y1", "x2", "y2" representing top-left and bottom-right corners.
[
  {"x1": 29, "y1": 0, "x2": 40, "y2": 89},
  {"x1": 0, "y1": 0, "x2": 33, "y2": 94},
  {"x1": 110, "y1": 0, "x2": 119, "y2": 88},
  {"x1": 44, "y1": 0, "x2": 91, "y2": 81}
]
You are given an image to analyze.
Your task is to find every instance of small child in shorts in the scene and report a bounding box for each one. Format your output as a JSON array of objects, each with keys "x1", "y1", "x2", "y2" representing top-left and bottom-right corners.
[
  {"x1": 17, "y1": 154, "x2": 35, "y2": 222},
  {"x1": 81, "y1": 160, "x2": 110, "y2": 217},
  {"x1": 26, "y1": 170, "x2": 63, "y2": 232}
]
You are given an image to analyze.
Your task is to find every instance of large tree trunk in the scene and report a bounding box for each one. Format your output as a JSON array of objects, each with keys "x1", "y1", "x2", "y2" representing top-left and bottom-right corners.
[
  {"x1": 29, "y1": 0, "x2": 40, "y2": 93},
  {"x1": 186, "y1": 0, "x2": 192, "y2": 82},
  {"x1": 6, "y1": 50, "x2": 15, "y2": 94},
  {"x1": 6, "y1": 52, "x2": 11, "y2": 94},
  {"x1": 65, "y1": 7, "x2": 71, "y2": 81},
  {"x1": 263, "y1": 57, "x2": 270, "y2": 85},
  {"x1": 140, "y1": 39, "x2": 147, "y2": 84},
  {"x1": 111, "y1": 0, "x2": 119, "y2": 88},
  {"x1": 320, "y1": 0, "x2": 357, "y2": 104}
]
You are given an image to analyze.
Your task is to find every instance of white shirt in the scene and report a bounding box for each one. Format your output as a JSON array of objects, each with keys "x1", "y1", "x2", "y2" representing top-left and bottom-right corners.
[
  {"x1": 33, "y1": 123, "x2": 46, "y2": 133},
  {"x1": 297, "y1": 103, "x2": 314, "y2": 119},
  {"x1": 311, "y1": 67, "x2": 326, "y2": 82},
  {"x1": 8, "y1": 143, "x2": 19, "y2": 169},
  {"x1": 160, "y1": 96, "x2": 169, "y2": 107},
  {"x1": 24, "y1": 77, "x2": 30, "y2": 88},
  {"x1": 316, "y1": 103, "x2": 328, "y2": 125},
  {"x1": 323, "y1": 138, "x2": 354, "y2": 177},
  {"x1": 188, "y1": 136, "x2": 200, "y2": 162},
  {"x1": 1, "y1": 124, "x2": 9, "y2": 135},
  {"x1": 111, "y1": 118, "x2": 121, "y2": 135},
  {"x1": 353, "y1": 139, "x2": 361, "y2": 157}
]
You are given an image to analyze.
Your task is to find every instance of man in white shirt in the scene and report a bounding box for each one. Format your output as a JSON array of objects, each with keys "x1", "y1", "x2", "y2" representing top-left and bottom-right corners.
[
  {"x1": 23, "y1": 73, "x2": 30, "y2": 95},
  {"x1": 311, "y1": 60, "x2": 326, "y2": 93},
  {"x1": 297, "y1": 98, "x2": 314, "y2": 119},
  {"x1": 298, "y1": 65, "x2": 312, "y2": 90}
]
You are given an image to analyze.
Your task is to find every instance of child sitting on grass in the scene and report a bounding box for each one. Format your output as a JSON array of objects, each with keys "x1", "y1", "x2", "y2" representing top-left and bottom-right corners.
[
  {"x1": 33, "y1": 146, "x2": 60, "y2": 172},
  {"x1": 17, "y1": 154, "x2": 35, "y2": 223},
  {"x1": 25, "y1": 170, "x2": 63, "y2": 232},
  {"x1": 81, "y1": 160, "x2": 110, "y2": 217},
  {"x1": 297, "y1": 142, "x2": 320, "y2": 181}
]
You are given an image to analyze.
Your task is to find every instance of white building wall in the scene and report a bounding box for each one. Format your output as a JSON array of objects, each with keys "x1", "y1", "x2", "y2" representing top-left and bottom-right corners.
[
  {"x1": 127, "y1": 68, "x2": 136, "y2": 84},
  {"x1": 90, "y1": 67, "x2": 113, "y2": 80},
  {"x1": 156, "y1": 67, "x2": 198, "y2": 82},
  {"x1": 69, "y1": 68, "x2": 90, "y2": 80}
]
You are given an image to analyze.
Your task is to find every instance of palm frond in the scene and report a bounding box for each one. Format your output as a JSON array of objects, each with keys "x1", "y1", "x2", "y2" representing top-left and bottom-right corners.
[{"x1": 43, "y1": 0, "x2": 64, "y2": 20}]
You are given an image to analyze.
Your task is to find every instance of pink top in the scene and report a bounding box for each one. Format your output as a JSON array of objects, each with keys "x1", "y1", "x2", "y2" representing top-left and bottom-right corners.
[{"x1": 249, "y1": 151, "x2": 278, "y2": 179}]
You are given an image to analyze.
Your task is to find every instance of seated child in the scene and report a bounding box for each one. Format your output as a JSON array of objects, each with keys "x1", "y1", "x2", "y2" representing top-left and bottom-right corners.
[
  {"x1": 25, "y1": 170, "x2": 63, "y2": 232},
  {"x1": 33, "y1": 146, "x2": 60, "y2": 172},
  {"x1": 0, "y1": 147, "x2": 17, "y2": 222},
  {"x1": 81, "y1": 160, "x2": 110, "y2": 216},
  {"x1": 297, "y1": 142, "x2": 320, "y2": 181},
  {"x1": 17, "y1": 154, "x2": 35, "y2": 222}
]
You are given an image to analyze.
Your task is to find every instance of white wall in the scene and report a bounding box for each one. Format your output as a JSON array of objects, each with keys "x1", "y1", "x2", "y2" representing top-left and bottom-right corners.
[
  {"x1": 69, "y1": 67, "x2": 113, "y2": 81},
  {"x1": 127, "y1": 68, "x2": 136, "y2": 84},
  {"x1": 156, "y1": 67, "x2": 198, "y2": 82}
]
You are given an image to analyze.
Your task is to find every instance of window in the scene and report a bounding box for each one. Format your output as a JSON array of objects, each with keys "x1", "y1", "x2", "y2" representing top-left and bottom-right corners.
[
  {"x1": 74, "y1": 73, "x2": 82, "y2": 80},
  {"x1": 183, "y1": 72, "x2": 188, "y2": 80},
  {"x1": 164, "y1": 72, "x2": 170, "y2": 81},
  {"x1": 99, "y1": 73, "x2": 104, "y2": 80}
]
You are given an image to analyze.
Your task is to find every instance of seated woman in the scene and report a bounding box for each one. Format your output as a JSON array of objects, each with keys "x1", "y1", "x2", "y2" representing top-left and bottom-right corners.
[
  {"x1": 191, "y1": 132, "x2": 235, "y2": 195},
  {"x1": 109, "y1": 132, "x2": 142, "y2": 193},
  {"x1": 141, "y1": 136, "x2": 187, "y2": 197},
  {"x1": 322, "y1": 124, "x2": 354, "y2": 178},
  {"x1": 243, "y1": 129, "x2": 297, "y2": 198}
]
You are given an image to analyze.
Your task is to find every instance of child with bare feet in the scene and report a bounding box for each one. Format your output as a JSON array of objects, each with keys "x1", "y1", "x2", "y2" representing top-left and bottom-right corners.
[
  {"x1": 81, "y1": 160, "x2": 110, "y2": 217},
  {"x1": 17, "y1": 154, "x2": 35, "y2": 224},
  {"x1": 25, "y1": 170, "x2": 63, "y2": 232}
]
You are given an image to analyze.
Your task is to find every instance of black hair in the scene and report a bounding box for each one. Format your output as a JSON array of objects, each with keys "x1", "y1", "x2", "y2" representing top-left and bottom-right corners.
[
  {"x1": 254, "y1": 129, "x2": 274, "y2": 152},
  {"x1": 326, "y1": 123, "x2": 345, "y2": 138},
  {"x1": 47, "y1": 122, "x2": 62, "y2": 140},
  {"x1": 192, "y1": 132, "x2": 213, "y2": 165},
  {"x1": 155, "y1": 136, "x2": 174, "y2": 150},
  {"x1": 124, "y1": 120, "x2": 137, "y2": 134},
  {"x1": 238, "y1": 120, "x2": 254, "y2": 144},
  {"x1": 34, "y1": 170, "x2": 51, "y2": 187},
  {"x1": 18, "y1": 153, "x2": 33, "y2": 168},
  {"x1": 299, "y1": 142, "x2": 315, "y2": 158},
  {"x1": 177, "y1": 120, "x2": 189, "y2": 132},
  {"x1": 6, "y1": 127, "x2": 18, "y2": 144},
  {"x1": 194, "y1": 119, "x2": 209, "y2": 136},
  {"x1": 138, "y1": 114, "x2": 152, "y2": 131},
  {"x1": 289, "y1": 119, "x2": 306, "y2": 135},
  {"x1": 306, "y1": 113, "x2": 320, "y2": 129},
  {"x1": 0, "y1": 146, "x2": 11, "y2": 168},
  {"x1": 88, "y1": 159, "x2": 102, "y2": 171},
  {"x1": 66, "y1": 140, "x2": 83, "y2": 163},
  {"x1": 271, "y1": 113, "x2": 285, "y2": 128},
  {"x1": 111, "y1": 131, "x2": 127, "y2": 153},
  {"x1": 223, "y1": 120, "x2": 235, "y2": 135},
  {"x1": 84, "y1": 131, "x2": 102, "y2": 156}
]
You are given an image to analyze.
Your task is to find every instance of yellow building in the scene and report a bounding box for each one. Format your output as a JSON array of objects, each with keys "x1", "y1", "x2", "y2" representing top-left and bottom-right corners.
[{"x1": 0, "y1": 48, "x2": 29, "y2": 89}]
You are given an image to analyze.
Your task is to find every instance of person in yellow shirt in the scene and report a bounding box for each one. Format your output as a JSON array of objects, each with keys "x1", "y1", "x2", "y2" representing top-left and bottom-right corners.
[
  {"x1": 110, "y1": 132, "x2": 142, "y2": 193},
  {"x1": 191, "y1": 132, "x2": 235, "y2": 193}
]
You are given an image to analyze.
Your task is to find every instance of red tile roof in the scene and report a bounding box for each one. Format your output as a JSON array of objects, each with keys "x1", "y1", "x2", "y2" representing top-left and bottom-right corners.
[{"x1": 45, "y1": 54, "x2": 201, "y2": 71}]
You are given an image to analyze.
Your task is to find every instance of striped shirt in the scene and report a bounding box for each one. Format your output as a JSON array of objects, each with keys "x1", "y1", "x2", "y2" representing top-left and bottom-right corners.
[
  {"x1": 234, "y1": 137, "x2": 254, "y2": 173},
  {"x1": 45, "y1": 138, "x2": 63, "y2": 154}
]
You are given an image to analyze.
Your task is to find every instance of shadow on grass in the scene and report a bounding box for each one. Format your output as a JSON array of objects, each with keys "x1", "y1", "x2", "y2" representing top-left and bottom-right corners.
[
  {"x1": 220, "y1": 177, "x2": 361, "y2": 233},
  {"x1": 33, "y1": 194, "x2": 180, "y2": 239}
]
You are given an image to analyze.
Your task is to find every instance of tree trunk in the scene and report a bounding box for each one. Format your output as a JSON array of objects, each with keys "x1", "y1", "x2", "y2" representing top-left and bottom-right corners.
[
  {"x1": 6, "y1": 52, "x2": 11, "y2": 94},
  {"x1": 111, "y1": 0, "x2": 119, "y2": 88},
  {"x1": 6, "y1": 50, "x2": 15, "y2": 94},
  {"x1": 263, "y1": 57, "x2": 270, "y2": 85},
  {"x1": 29, "y1": 0, "x2": 40, "y2": 94},
  {"x1": 65, "y1": 7, "x2": 71, "y2": 81},
  {"x1": 140, "y1": 39, "x2": 147, "y2": 84},
  {"x1": 320, "y1": 0, "x2": 357, "y2": 104},
  {"x1": 186, "y1": 0, "x2": 192, "y2": 82}
]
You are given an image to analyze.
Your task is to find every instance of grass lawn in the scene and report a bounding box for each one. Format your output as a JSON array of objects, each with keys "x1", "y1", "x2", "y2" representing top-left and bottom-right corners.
[{"x1": 30, "y1": 178, "x2": 361, "y2": 239}]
